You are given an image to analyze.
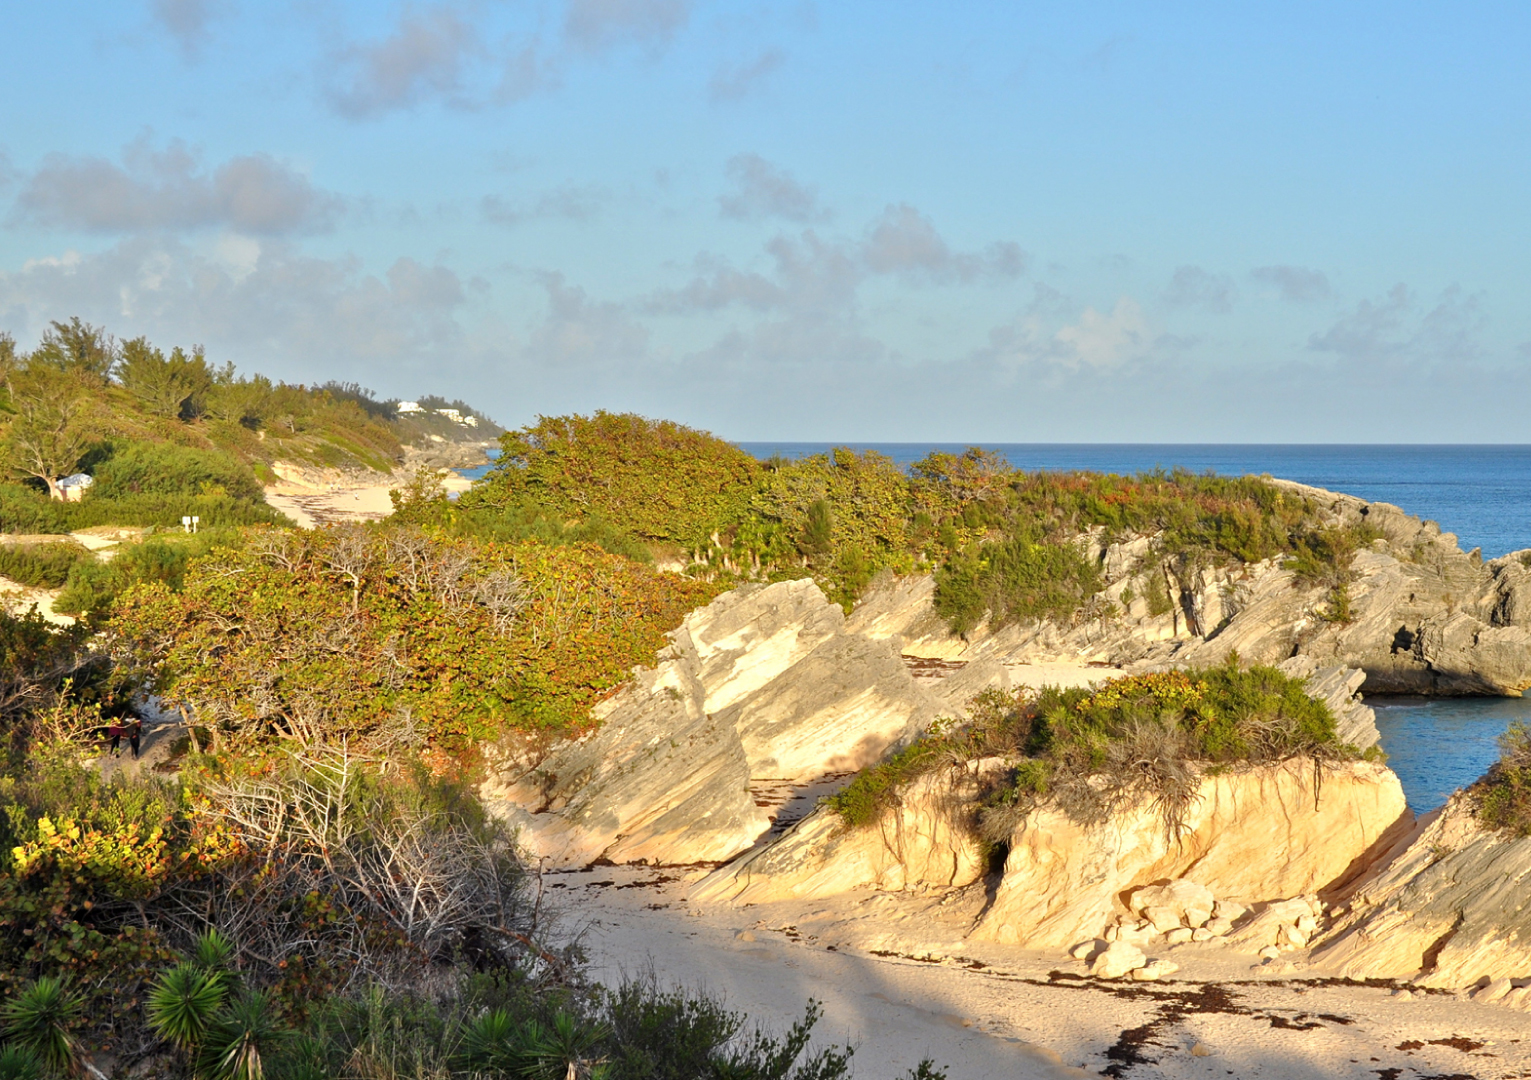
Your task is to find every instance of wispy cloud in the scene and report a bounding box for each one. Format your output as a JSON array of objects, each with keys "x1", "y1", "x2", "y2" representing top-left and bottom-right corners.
[
  {"x1": 481, "y1": 183, "x2": 606, "y2": 226},
  {"x1": 1163, "y1": 264, "x2": 1236, "y2": 313},
  {"x1": 862, "y1": 204, "x2": 1025, "y2": 284},
  {"x1": 12, "y1": 138, "x2": 343, "y2": 236},
  {"x1": 1308, "y1": 284, "x2": 1485, "y2": 367},
  {"x1": 564, "y1": 0, "x2": 691, "y2": 54},
  {"x1": 1251, "y1": 264, "x2": 1331, "y2": 303},
  {"x1": 709, "y1": 48, "x2": 784, "y2": 102},
  {"x1": 717, "y1": 154, "x2": 826, "y2": 223},
  {"x1": 149, "y1": 0, "x2": 229, "y2": 60}
]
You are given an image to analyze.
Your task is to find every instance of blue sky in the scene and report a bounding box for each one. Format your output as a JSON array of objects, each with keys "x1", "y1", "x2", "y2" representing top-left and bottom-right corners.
[{"x1": 1, "y1": 1, "x2": 1528, "y2": 441}]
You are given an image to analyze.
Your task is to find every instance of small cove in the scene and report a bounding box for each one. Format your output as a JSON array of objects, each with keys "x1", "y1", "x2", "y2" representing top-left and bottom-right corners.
[{"x1": 1371, "y1": 694, "x2": 1531, "y2": 813}]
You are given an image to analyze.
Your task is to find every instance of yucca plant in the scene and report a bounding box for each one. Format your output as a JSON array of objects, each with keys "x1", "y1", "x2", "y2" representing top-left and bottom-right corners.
[
  {"x1": 524, "y1": 1012, "x2": 608, "y2": 1080},
  {"x1": 147, "y1": 963, "x2": 228, "y2": 1052},
  {"x1": 0, "y1": 1045, "x2": 45, "y2": 1080},
  {"x1": 192, "y1": 929, "x2": 237, "y2": 978},
  {"x1": 0, "y1": 978, "x2": 83, "y2": 1076},
  {"x1": 196, "y1": 991, "x2": 290, "y2": 1080},
  {"x1": 454, "y1": 1008, "x2": 538, "y2": 1076}
]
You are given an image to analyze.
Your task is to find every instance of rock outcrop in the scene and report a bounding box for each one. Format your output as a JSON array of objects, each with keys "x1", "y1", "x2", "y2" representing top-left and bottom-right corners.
[
  {"x1": 970, "y1": 758, "x2": 1409, "y2": 948},
  {"x1": 1313, "y1": 793, "x2": 1531, "y2": 999},
  {"x1": 849, "y1": 484, "x2": 1531, "y2": 696},
  {"x1": 481, "y1": 579, "x2": 990, "y2": 867},
  {"x1": 695, "y1": 754, "x2": 1409, "y2": 957},
  {"x1": 690, "y1": 762, "x2": 999, "y2": 904}
]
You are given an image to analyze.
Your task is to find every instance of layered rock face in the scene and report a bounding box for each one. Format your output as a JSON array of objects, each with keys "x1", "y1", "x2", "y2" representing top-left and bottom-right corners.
[
  {"x1": 691, "y1": 762, "x2": 1000, "y2": 905},
  {"x1": 481, "y1": 579, "x2": 998, "y2": 867},
  {"x1": 1313, "y1": 794, "x2": 1531, "y2": 997},
  {"x1": 849, "y1": 483, "x2": 1531, "y2": 696},
  {"x1": 694, "y1": 755, "x2": 1408, "y2": 956},
  {"x1": 971, "y1": 759, "x2": 1408, "y2": 948}
]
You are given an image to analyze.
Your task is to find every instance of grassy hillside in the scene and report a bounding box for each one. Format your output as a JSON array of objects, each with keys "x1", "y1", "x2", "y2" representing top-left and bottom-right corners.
[{"x1": 0, "y1": 318, "x2": 498, "y2": 534}]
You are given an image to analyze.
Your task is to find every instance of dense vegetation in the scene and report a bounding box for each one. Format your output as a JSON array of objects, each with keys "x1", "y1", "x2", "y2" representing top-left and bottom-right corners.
[
  {"x1": 1474, "y1": 721, "x2": 1531, "y2": 836},
  {"x1": 0, "y1": 319, "x2": 502, "y2": 540},
  {"x1": 0, "y1": 610, "x2": 941, "y2": 1080},
  {"x1": 828, "y1": 662, "x2": 1361, "y2": 842},
  {"x1": 109, "y1": 525, "x2": 719, "y2": 748},
  {"x1": 460, "y1": 414, "x2": 1368, "y2": 627}
]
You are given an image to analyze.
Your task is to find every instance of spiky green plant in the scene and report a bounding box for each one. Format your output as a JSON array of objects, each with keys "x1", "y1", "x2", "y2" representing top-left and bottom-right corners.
[
  {"x1": 0, "y1": 978, "x2": 83, "y2": 1076},
  {"x1": 147, "y1": 963, "x2": 228, "y2": 1052},
  {"x1": 524, "y1": 1011, "x2": 609, "y2": 1080},
  {"x1": 192, "y1": 929, "x2": 236, "y2": 976},
  {"x1": 0, "y1": 1045, "x2": 45, "y2": 1080},
  {"x1": 453, "y1": 1009, "x2": 538, "y2": 1076},
  {"x1": 196, "y1": 992, "x2": 290, "y2": 1080}
]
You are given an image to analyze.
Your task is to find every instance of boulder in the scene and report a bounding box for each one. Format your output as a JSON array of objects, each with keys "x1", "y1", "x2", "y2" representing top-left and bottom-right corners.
[
  {"x1": 1089, "y1": 942, "x2": 1146, "y2": 979},
  {"x1": 1313, "y1": 794, "x2": 1531, "y2": 990}
]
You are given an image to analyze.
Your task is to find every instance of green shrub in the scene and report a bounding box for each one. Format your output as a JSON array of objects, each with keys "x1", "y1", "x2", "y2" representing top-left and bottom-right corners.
[
  {"x1": 469, "y1": 412, "x2": 759, "y2": 550},
  {"x1": 1475, "y1": 722, "x2": 1531, "y2": 837},
  {"x1": 54, "y1": 529, "x2": 240, "y2": 621},
  {"x1": 831, "y1": 662, "x2": 1352, "y2": 842},
  {"x1": 89, "y1": 441, "x2": 264, "y2": 502},
  {"x1": 933, "y1": 532, "x2": 1102, "y2": 635},
  {"x1": 0, "y1": 542, "x2": 91, "y2": 589}
]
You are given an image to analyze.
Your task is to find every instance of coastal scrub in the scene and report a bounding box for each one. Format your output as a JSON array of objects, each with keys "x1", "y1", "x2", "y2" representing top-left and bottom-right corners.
[{"x1": 828, "y1": 662, "x2": 1357, "y2": 842}]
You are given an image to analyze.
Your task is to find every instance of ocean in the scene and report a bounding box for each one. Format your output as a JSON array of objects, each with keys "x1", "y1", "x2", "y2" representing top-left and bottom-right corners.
[{"x1": 471, "y1": 443, "x2": 1531, "y2": 812}]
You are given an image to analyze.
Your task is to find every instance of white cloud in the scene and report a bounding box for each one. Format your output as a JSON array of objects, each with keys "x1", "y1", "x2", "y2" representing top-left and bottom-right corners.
[
  {"x1": 1053, "y1": 297, "x2": 1153, "y2": 368},
  {"x1": 12, "y1": 138, "x2": 343, "y2": 236}
]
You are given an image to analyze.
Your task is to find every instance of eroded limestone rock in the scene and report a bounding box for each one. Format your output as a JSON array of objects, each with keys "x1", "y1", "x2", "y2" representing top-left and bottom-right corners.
[
  {"x1": 482, "y1": 579, "x2": 982, "y2": 867},
  {"x1": 972, "y1": 760, "x2": 1409, "y2": 949},
  {"x1": 1313, "y1": 794, "x2": 1531, "y2": 995},
  {"x1": 690, "y1": 763, "x2": 1000, "y2": 904}
]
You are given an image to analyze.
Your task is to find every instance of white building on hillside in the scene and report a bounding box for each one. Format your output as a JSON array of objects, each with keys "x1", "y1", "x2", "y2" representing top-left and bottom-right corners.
[{"x1": 396, "y1": 401, "x2": 424, "y2": 414}]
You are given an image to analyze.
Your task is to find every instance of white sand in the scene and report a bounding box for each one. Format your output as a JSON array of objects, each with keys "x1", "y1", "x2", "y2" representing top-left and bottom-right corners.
[{"x1": 553, "y1": 864, "x2": 1530, "y2": 1080}]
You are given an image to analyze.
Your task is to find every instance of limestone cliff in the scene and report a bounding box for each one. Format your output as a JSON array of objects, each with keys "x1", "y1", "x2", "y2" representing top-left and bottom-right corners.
[
  {"x1": 694, "y1": 757, "x2": 1410, "y2": 955},
  {"x1": 480, "y1": 579, "x2": 1001, "y2": 867},
  {"x1": 849, "y1": 482, "x2": 1531, "y2": 696}
]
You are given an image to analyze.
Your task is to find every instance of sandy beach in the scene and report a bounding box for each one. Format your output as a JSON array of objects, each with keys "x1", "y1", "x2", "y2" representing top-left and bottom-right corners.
[{"x1": 559, "y1": 862, "x2": 1529, "y2": 1080}]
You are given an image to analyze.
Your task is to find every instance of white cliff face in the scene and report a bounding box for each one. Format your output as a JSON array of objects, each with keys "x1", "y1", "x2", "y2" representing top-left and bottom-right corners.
[
  {"x1": 480, "y1": 579, "x2": 974, "y2": 867},
  {"x1": 1313, "y1": 793, "x2": 1531, "y2": 998}
]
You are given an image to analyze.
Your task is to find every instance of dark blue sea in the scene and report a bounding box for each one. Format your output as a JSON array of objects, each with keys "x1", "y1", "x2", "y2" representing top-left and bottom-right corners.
[{"x1": 469, "y1": 443, "x2": 1531, "y2": 812}]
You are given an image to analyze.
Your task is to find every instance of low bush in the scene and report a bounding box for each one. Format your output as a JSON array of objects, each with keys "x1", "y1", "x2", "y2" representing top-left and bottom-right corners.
[
  {"x1": 0, "y1": 484, "x2": 288, "y2": 533},
  {"x1": 0, "y1": 542, "x2": 91, "y2": 589},
  {"x1": 88, "y1": 441, "x2": 264, "y2": 502},
  {"x1": 1475, "y1": 722, "x2": 1531, "y2": 836}
]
